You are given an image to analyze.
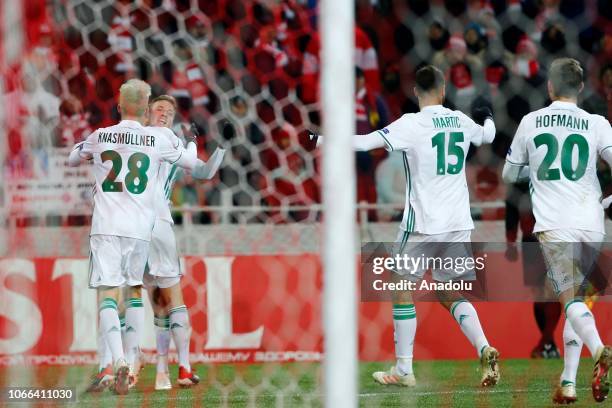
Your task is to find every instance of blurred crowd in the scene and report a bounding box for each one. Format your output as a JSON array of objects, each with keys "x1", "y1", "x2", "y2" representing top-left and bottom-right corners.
[{"x1": 2, "y1": 0, "x2": 611, "y2": 224}]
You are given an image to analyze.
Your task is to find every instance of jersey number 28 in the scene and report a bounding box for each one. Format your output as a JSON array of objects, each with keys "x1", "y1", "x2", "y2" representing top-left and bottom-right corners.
[{"x1": 101, "y1": 150, "x2": 150, "y2": 194}]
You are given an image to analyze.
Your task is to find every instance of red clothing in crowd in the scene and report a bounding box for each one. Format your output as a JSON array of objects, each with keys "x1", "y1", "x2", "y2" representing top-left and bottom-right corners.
[{"x1": 302, "y1": 27, "x2": 380, "y2": 104}]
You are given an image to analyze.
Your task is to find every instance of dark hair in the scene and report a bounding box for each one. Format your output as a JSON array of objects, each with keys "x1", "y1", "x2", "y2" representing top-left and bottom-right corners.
[
  {"x1": 548, "y1": 58, "x2": 583, "y2": 97},
  {"x1": 600, "y1": 63, "x2": 612, "y2": 80},
  {"x1": 150, "y1": 94, "x2": 178, "y2": 110},
  {"x1": 415, "y1": 65, "x2": 445, "y2": 93}
]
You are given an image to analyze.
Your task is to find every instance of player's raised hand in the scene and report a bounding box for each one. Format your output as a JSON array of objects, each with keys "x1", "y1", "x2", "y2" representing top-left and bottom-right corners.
[
  {"x1": 472, "y1": 105, "x2": 494, "y2": 125},
  {"x1": 181, "y1": 122, "x2": 200, "y2": 144}
]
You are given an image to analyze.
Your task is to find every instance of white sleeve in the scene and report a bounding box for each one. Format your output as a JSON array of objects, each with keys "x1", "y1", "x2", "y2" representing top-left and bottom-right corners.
[
  {"x1": 597, "y1": 116, "x2": 612, "y2": 159},
  {"x1": 191, "y1": 148, "x2": 226, "y2": 180},
  {"x1": 314, "y1": 132, "x2": 390, "y2": 151},
  {"x1": 78, "y1": 131, "x2": 97, "y2": 160},
  {"x1": 353, "y1": 132, "x2": 387, "y2": 151},
  {"x1": 471, "y1": 118, "x2": 496, "y2": 146},
  {"x1": 502, "y1": 162, "x2": 530, "y2": 183},
  {"x1": 506, "y1": 117, "x2": 529, "y2": 166},
  {"x1": 67, "y1": 142, "x2": 85, "y2": 167},
  {"x1": 601, "y1": 147, "x2": 612, "y2": 169},
  {"x1": 376, "y1": 115, "x2": 411, "y2": 151},
  {"x1": 154, "y1": 126, "x2": 198, "y2": 170},
  {"x1": 169, "y1": 141, "x2": 197, "y2": 170}
]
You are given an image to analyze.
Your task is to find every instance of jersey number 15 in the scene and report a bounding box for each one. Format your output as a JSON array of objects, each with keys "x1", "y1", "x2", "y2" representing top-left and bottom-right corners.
[{"x1": 432, "y1": 131, "x2": 465, "y2": 175}]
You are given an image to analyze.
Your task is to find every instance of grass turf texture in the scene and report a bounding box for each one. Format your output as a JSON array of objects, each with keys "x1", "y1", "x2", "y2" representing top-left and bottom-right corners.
[{"x1": 0, "y1": 359, "x2": 604, "y2": 407}]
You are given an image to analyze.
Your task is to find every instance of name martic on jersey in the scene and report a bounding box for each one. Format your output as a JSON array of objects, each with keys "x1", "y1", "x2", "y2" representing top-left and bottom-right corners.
[
  {"x1": 432, "y1": 116, "x2": 460, "y2": 128},
  {"x1": 535, "y1": 114, "x2": 588, "y2": 131},
  {"x1": 98, "y1": 132, "x2": 156, "y2": 147}
]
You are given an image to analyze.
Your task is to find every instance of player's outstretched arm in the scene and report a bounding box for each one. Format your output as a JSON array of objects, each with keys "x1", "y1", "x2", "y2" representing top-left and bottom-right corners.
[
  {"x1": 157, "y1": 126, "x2": 199, "y2": 170},
  {"x1": 471, "y1": 106, "x2": 496, "y2": 146},
  {"x1": 307, "y1": 129, "x2": 387, "y2": 151},
  {"x1": 191, "y1": 147, "x2": 226, "y2": 180}
]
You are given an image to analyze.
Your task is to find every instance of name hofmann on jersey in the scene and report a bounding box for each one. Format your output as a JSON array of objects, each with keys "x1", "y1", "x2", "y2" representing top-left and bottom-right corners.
[
  {"x1": 535, "y1": 114, "x2": 588, "y2": 131},
  {"x1": 97, "y1": 131, "x2": 156, "y2": 147}
]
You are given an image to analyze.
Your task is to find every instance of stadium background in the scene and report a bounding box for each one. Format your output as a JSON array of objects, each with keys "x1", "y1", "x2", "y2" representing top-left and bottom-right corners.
[{"x1": 0, "y1": 0, "x2": 611, "y2": 404}]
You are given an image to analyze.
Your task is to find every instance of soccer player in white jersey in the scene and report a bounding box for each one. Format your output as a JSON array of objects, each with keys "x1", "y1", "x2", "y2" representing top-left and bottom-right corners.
[
  {"x1": 83, "y1": 95, "x2": 224, "y2": 392},
  {"x1": 313, "y1": 65, "x2": 500, "y2": 387},
  {"x1": 68, "y1": 79, "x2": 201, "y2": 394},
  {"x1": 142, "y1": 95, "x2": 224, "y2": 390},
  {"x1": 503, "y1": 58, "x2": 612, "y2": 404}
]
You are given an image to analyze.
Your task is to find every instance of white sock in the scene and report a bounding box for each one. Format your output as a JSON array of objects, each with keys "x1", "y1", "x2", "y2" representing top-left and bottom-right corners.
[
  {"x1": 565, "y1": 300, "x2": 603, "y2": 358},
  {"x1": 119, "y1": 315, "x2": 127, "y2": 355},
  {"x1": 99, "y1": 298, "x2": 124, "y2": 365},
  {"x1": 561, "y1": 318, "x2": 583, "y2": 385},
  {"x1": 393, "y1": 304, "x2": 416, "y2": 375},
  {"x1": 450, "y1": 300, "x2": 489, "y2": 357},
  {"x1": 97, "y1": 324, "x2": 112, "y2": 371},
  {"x1": 169, "y1": 305, "x2": 191, "y2": 371},
  {"x1": 124, "y1": 298, "x2": 145, "y2": 368},
  {"x1": 155, "y1": 315, "x2": 171, "y2": 373}
]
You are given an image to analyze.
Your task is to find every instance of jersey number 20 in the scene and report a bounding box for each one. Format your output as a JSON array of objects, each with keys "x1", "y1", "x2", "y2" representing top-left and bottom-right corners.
[
  {"x1": 534, "y1": 133, "x2": 588, "y2": 181},
  {"x1": 431, "y1": 132, "x2": 464, "y2": 175},
  {"x1": 101, "y1": 150, "x2": 151, "y2": 194}
]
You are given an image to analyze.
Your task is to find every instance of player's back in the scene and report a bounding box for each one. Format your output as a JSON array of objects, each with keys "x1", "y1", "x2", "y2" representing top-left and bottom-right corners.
[
  {"x1": 83, "y1": 120, "x2": 168, "y2": 241},
  {"x1": 383, "y1": 105, "x2": 484, "y2": 234},
  {"x1": 511, "y1": 101, "x2": 607, "y2": 233}
]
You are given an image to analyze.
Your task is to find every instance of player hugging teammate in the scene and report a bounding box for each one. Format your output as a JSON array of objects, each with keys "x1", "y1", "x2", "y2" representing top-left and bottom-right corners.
[{"x1": 68, "y1": 79, "x2": 224, "y2": 395}]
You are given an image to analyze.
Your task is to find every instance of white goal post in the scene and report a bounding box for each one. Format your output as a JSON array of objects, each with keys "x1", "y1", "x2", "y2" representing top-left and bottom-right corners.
[{"x1": 321, "y1": 0, "x2": 357, "y2": 407}]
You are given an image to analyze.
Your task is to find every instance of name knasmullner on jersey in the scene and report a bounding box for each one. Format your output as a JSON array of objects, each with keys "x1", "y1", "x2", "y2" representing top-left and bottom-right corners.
[{"x1": 372, "y1": 279, "x2": 473, "y2": 291}]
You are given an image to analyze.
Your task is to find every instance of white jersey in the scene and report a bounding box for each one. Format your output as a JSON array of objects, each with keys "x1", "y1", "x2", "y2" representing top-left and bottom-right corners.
[
  {"x1": 79, "y1": 120, "x2": 188, "y2": 241},
  {"x1": 506, "y1": 101, "x2": 612, "y2": 233},
  {"x1": 150, "y1": 127, "x2": 184, "y2": 224},
  {"x1": 378, "y1": 105, "x2": 490, "y2": 234}
]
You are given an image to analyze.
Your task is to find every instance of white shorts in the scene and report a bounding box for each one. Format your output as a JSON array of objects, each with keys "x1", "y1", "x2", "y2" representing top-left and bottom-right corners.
[
  {"x1": 88, "y1": 235, "x2": 149, "y2": 288},
  {"x1": 142, "y1": 218, "x2": 181, "y2": 289},
  {"x1": 392, "y1": 229, "x2": 475, "y2": 281},
  {"x1": 536, "y1": 229, "x2": 604, "y2": 295},
  {"x1": 143, "y1": 272, "x2": 181, "y2": 289}
]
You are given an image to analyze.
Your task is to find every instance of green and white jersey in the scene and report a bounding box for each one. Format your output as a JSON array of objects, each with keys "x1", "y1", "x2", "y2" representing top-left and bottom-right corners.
[
  {"x1": 506, "y1": 101, "x2": 612, "y2": 233},
  {"x1": 378, "y1": 105, "x2": 490, "y2": 234},
  {"x1": 151, "y1": 126, "x2": 184, "y2": 224},
  {"x1": 79, "y1": 120, "x2": 188, "y2": 241}
]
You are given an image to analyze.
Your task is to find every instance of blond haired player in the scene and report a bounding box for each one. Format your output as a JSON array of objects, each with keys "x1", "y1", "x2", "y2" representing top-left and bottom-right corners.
[
  {"x1": 85, "y1": 95, "x2": 224, "y2": 392},
  {"x1": 503, "y1": 58, "x2": 612, "y2": 404},
  {"x1": 311, "y1": 65, "x2": 500, "y2": 388},
  {"x1": 68, "y1": 79, "x2": 205, "y2": 394}
]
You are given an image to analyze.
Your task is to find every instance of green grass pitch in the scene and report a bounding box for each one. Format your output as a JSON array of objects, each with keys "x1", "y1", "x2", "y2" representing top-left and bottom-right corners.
[{"x1": 0, "y1": 359, "x2": 604, "y2": 407}]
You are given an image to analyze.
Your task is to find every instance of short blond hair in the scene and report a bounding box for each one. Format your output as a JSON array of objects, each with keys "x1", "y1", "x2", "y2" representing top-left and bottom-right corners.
[{"x1": 119, "y1": 79, "x2": 151, "y2": 117}]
